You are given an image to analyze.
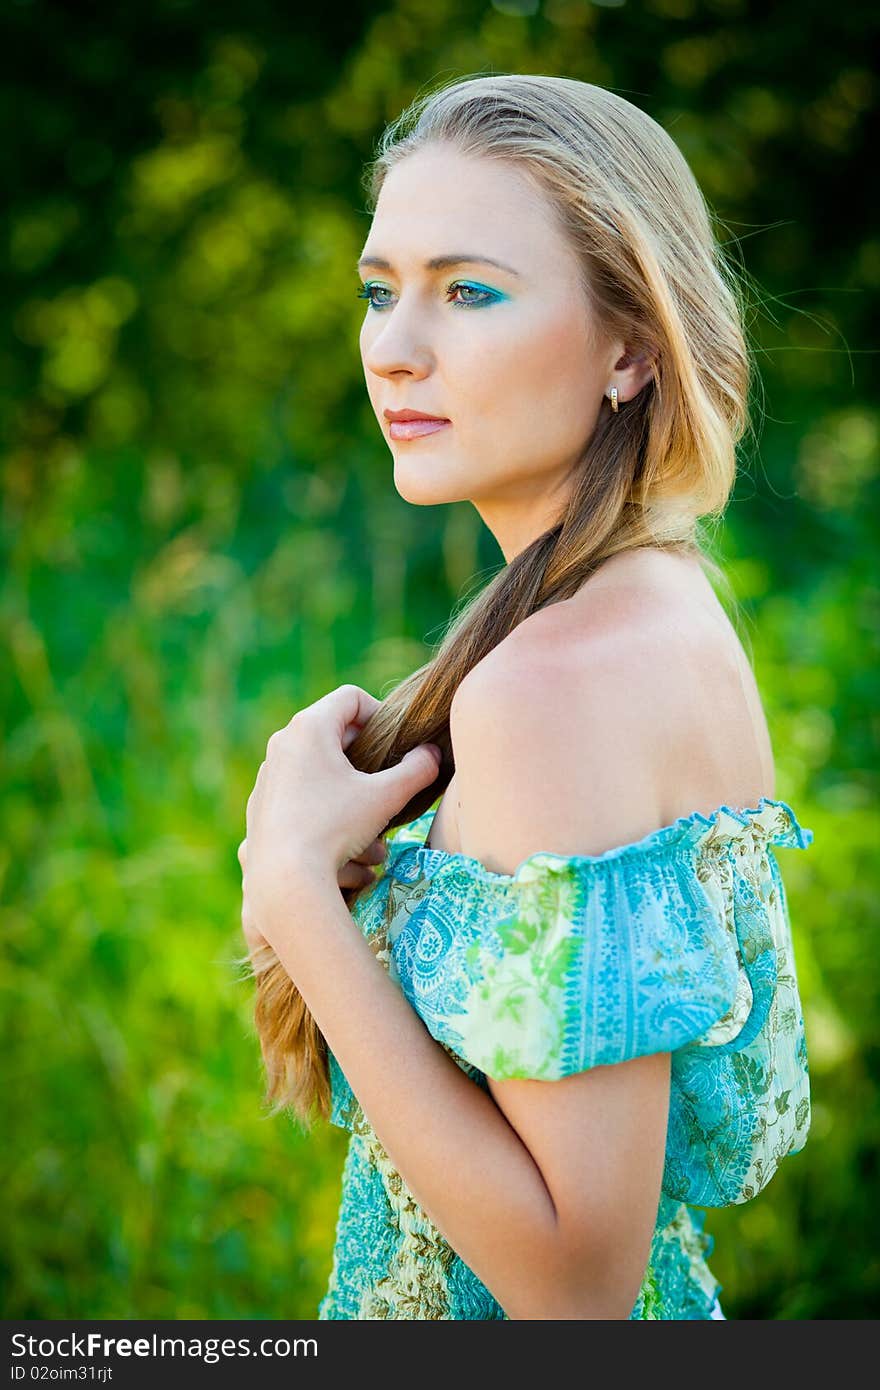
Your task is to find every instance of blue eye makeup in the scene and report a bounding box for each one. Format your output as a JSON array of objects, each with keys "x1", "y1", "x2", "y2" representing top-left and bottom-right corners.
[{"x1": 356, "y1": 280, "x2": 508, "y2": 311}]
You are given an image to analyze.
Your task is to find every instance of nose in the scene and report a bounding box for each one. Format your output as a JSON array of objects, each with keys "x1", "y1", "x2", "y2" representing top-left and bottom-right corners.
[{"x1": 361, "y1": 295, "x2": 434, "y2": 381}]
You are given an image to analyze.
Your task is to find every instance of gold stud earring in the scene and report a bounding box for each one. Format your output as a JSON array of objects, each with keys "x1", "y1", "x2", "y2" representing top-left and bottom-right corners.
[{"x1": 609, "y1": 386, "x2": 619, "y2": 413}]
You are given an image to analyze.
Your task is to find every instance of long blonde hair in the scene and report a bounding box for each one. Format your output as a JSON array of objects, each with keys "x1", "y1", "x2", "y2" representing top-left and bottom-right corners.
[{"x1": 238, "y1": 73, "x2": 753, "y2": 1129}]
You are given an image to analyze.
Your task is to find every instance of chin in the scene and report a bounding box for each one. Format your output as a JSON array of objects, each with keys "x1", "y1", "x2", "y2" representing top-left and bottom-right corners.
[{"x1": 392, "y1": 460, "x2": 466, "y2": 507}]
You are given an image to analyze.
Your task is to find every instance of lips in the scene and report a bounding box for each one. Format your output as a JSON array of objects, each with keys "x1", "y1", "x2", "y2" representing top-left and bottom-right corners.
[
  {"x1": 388, "y1": 418, "x2": 450, "y2": 440},
  {"x1": 384, "y1": 407, "x2": 449, "y2": 421},
  {"x1": 383, "y1": 407, "x2": 451, "y2": 440}
]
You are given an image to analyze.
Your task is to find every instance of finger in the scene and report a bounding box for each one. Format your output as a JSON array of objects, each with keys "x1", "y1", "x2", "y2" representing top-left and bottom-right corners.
[
  {"x1": 373, "y1": 743, "x2": 442, "y2": 804},
  {"x1": 323, "y1": 685, "x2": 383, "y2": 741},
  {"x1": 338, "y1": 860, "x2": 379, "y2": 890},
  {"x1": 290, "y1": 687, "x2": 382, "y2": 761},
  {"x1": 350, "y1": 837, "x2": 387, "y2": 866},
  {"x1": 341, "y1": 721, "x2": 363, "y2": 753}
]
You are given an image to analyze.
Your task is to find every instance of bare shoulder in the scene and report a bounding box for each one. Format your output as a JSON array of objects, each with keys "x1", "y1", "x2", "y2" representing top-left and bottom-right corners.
[{"x1": 450, "y1": 552, "x2": 772, "y2": 873}]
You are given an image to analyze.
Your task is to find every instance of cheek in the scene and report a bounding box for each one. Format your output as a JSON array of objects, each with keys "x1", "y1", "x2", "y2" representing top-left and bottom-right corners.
[{"x1": 464, "y1": 308, "x2": 599, "y2": 446}]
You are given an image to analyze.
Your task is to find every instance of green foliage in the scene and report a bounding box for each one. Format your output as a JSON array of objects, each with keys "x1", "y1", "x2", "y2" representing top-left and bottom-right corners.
[{"x1": 2, "y1": 0, "x2": 877, "y2": 1320}]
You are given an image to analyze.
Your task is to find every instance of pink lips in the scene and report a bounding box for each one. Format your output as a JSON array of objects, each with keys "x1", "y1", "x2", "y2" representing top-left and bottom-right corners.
[{"x1": 388, "y1": 418, "x2": 450, "y2": 441}]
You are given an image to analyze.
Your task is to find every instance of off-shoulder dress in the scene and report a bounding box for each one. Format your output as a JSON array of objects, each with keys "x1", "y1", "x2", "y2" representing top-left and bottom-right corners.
[{"x1": 317, "y1": 796, "x2": 814, "y2": 1320}]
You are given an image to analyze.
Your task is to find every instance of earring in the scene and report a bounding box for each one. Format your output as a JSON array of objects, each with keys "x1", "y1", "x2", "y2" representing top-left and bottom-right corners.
[{"x1": 609, "y1": 386, "x2": 619, "y2": 413}]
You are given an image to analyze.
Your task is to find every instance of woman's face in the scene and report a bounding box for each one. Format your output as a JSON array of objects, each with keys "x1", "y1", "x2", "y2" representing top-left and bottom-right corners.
[{"x1": 357, "y1": 143, "x2": 631, "y2": 561}]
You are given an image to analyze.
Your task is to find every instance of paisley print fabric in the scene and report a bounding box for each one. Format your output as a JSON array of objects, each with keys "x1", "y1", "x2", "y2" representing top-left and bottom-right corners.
[{"x1": 318, "y1": 797, "x2": 814, "y2": 1320}]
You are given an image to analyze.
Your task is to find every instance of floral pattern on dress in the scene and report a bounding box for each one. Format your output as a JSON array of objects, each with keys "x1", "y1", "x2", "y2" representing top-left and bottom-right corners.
[{"x1": 321, "y1": 797, "x2": 814, "y2": 1319}]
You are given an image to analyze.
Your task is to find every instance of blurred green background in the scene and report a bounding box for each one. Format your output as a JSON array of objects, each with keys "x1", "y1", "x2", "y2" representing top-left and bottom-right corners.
[{"x1": 2, "y1": 0, "x2": 877, "y2": 1320}]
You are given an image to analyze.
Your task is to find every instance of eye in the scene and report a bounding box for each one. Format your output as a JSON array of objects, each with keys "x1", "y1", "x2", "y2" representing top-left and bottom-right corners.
[
  {"x1": 355, "y1": 280, "x2": 501, "y2": 310},
  {"x1": 446, "y1": 281, "x2": 496, "y2": 307},
  {"x1": 356, "y1": 283, "x2": 394, "y2": 309}
]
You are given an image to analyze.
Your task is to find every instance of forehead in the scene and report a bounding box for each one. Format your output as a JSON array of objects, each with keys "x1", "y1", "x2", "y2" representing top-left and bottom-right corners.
[{"x1": 364, "y1": 145, "x2": 570, "y2": 272}]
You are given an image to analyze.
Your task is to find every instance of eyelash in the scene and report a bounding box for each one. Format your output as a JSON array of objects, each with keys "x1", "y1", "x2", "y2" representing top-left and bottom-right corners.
[{"x1": 356, "y1": 280, "x2": 500, "y2": 310}]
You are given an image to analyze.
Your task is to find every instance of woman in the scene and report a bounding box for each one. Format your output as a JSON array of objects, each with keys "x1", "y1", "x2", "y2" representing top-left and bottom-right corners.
[{"x1": 236, "y1": 74, "x2": 814, "y2": 1320}]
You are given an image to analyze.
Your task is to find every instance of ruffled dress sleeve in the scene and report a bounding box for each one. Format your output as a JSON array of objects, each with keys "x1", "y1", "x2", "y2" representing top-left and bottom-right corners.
[{"x1": 367, "y1": 797, "x2": 815, "y2": 1209}]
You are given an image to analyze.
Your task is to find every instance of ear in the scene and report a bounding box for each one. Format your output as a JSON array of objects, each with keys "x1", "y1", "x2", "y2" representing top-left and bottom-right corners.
[{"x1": 606, "y1": 343, "x2": 657, "y2": 407}]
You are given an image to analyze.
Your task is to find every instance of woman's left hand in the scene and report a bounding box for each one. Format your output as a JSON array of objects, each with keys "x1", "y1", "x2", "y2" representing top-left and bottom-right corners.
[{"x1": 242, "y1": 684, "x2": 442, "y2": 951}]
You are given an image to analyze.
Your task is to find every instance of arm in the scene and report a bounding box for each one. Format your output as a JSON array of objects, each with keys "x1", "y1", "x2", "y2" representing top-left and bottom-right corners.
[
  {"x1": 271, "y1": 893, "x2": 570, "y2": 1319},
  {"x1": 269, "y1": 627, "x2": 677, "y2": 1319}
]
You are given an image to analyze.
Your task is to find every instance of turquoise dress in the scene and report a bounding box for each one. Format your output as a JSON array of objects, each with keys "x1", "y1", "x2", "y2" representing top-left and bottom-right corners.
[{"x1": 318, "y1": 796, "x2": 814, "y2": 1320}]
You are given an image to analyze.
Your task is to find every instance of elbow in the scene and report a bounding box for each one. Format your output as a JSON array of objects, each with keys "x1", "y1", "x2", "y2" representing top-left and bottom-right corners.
[
  {"x1": 504, "y1": 1239, "x2": 643, "y2": 1321},
  {"x1": 507, "y1": 1284, "x2": 638, "y2": 1322},
  {"x1": 547, "y1": 1282, "x2": 640, "y2": 1321}
]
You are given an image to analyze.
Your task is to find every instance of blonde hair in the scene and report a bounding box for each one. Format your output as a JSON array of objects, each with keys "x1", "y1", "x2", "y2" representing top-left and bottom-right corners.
[{"x1": 238, "y1": 73, "x2": 753, "y2": 1128}]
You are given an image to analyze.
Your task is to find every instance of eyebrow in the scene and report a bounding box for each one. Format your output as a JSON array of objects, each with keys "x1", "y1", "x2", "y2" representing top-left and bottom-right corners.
[{"x1": 356, "y1": 252, "x2": 522, "y2": 277}]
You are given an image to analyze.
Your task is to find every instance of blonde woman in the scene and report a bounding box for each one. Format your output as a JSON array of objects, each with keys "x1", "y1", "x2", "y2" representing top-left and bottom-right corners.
[{"x1": 237, "y1": 74, "x2": 814, "y2": 1320}]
